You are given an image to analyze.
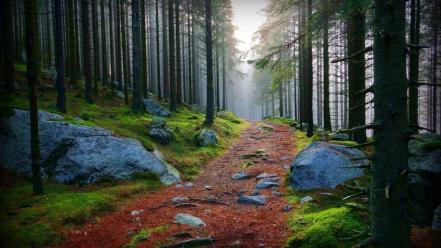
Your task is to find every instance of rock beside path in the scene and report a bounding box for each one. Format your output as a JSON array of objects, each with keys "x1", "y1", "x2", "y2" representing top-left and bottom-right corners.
[
  {"x1": 290, "y1": 142, "x2": 367, "y2": 190},
  {"x1": 175, "y1": 213, "x2": 206, "y2": 227},
  {"x1": 231, "y1": 172, "x2": 250, "y2": 180},
  {"x1": 0, "y1": 109, "x2": 180, "y2": 185},
  {"x1": 237, "y1": 195, "x2": 267, "y2": 206},
  {"x1": 194, "y1": 128, "x2": 218, "y2": 147},
  {"x1": 144, "y1": 99, "x2": 171, "y2": 117}
]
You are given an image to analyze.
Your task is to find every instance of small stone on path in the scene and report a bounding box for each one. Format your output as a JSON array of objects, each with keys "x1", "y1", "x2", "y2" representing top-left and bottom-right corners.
[
  {"x1": 255, "y1": 181, "x2": 279, "y2": 189},
  {"x1": 172, "y1": 197, "x2": 189, "y2": 205},
  {"x1": 130, "y1": 210, "x2": 143, "y2": 216},
  {"x1": 237, "y1": 195, "x2": 267, "y2": 206},
  {"x1": 256, "y1": 173, "x2": 278, "y2": 179},
  {"x1": 175, "y1": 213, "x2": 206, "y2": 227},
  {"x1": 231, "y1": 172, "x2": 250, "y2": 180},
  {"x1": 300, "y1": 196, "x2": 313, "y2": 204}
]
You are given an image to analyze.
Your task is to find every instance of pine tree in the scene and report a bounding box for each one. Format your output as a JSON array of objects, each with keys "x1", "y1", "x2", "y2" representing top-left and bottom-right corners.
[
  {"x1": 24, "y1": 0, "x2": 44, "y2": 195},
  {"x1": 204, "y1": 0, "x2": 214, "y2": 126},
  {"x1": 54, "y1": 0, "x2": 66, "y2": 113},
  {"x1": 132, "y1": 0, "x2": 143, "y2": 112},
  {"x1": 82, "y1": 0, "x2": 94, "y2": 103},
  {"x1": 168, "y1": 0, "x2": 177, "y2": 111},
  {"x1": 92, "y1": 0, "x2": 100, "y2": 95},
  {"x1": 1, "y1": 0, "x2": 16, "y2": 92}
]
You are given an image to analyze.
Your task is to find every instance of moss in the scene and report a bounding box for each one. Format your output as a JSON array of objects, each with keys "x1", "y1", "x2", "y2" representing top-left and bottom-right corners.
[
  {"x1": 266, "y1": 117, "x2": 297, "y2": 126},
  {"x1": 123, "y1": 225, "x2": 169, "y2": 248},
  {"x1": 286, "y1": 207, "x2": 366, "y2": 248},
  {"x1": 0, "y1": 174, "x2": 162, "y2": 248},
  {"x1": 295, "y1": 130, "x2": 320, "y2": 151},
  {"x1": 421, "y1": 140, "x2": 441, "y2": 151},
  {"x1": 329, "y1": 140, "x2": 358, "y2": 147}
]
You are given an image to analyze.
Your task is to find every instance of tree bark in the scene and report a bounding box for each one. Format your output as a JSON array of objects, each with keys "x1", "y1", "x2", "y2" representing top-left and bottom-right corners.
[
  {"x1": 156, "y1": 0, "x2": 162, "y2": 99},
  {"x1": 162, "y1": 0, "x2": 170, "y2": 99},
  {"x1": 1, "y1": 0, "x2": 16, "y2": 92},
  {"x1": 175, "y1": 0, "x2": 182, "y2": 105},
  {"x1": 82, "y1": 0, "x2": 94, "y2": 103},
  {"x1": 168, "y1": 0, "x2": 176, "y2": 111},
  {"x1": 54, "y1": 0, "x2": 66, "y2": 113},
  {"x1": 371, "y1": 0, "x2": 409, "y2": 246},
  {"x1": 306, "y1": 0, "x2": 314, "y2": 137},
  {"x1": 24, "y1": 0, "x2": 44, "y2": 195},
  {"x1": 132, "y1": 0, "x2": 143, "y2": 112},
  {"x1": 101, "y1": 0, "x2": 108, "y2": 86},
  {"x1": 92, "y1": 0, "x2": 100, "y2": 95},
  {"x1": 204, "y1": 0, "x2": 214, "y2": 126},
  {"x1": 348, "y1": 2, "x2": 367, "y2": 143}
]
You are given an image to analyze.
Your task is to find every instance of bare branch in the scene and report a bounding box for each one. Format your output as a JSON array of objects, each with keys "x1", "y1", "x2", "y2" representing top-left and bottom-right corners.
[
  {"x1": 349, "y1": 100, "x2": 374, "y2": 112},
  {"x1": 331, "y1": 46, "x2": 373, "y2": 63},
  {"x1": 338, "y1": 124, "x2": 380, "y2": 134}
]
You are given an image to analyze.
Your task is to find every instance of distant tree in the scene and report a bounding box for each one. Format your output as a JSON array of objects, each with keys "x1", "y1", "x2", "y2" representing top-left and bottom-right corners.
[
  {"x1": 92, "y1": 0, "x2": 100, "y2": 95},
  {"x1": 168, "y1": 0, "x2": 177, "y2": 111},
  {"x1": 24, "y1": 0, "x2": 44, "y2": 195},
  {"x1": 115, "y1": 0, "x2": 123, "y2": 91},
  {"x1": 408, "y1": 0, "x2": 421, "y2": 131},
  {"x1": 321, "y1": 0, "x2": 331, "y2": 131},
  {"x1": 305, "y1": 0, "x2": 313, "y2": 137},
  {"x1": 132, "y1": 0, "x2": 143, "y2": 112},
  {"x1": 140, "y1": 0, "x2": 148, "y2": 98},
  {"x1": 156, "y1": 0, "x2": 162, "y2": 99},
  {"x1": 204, "y1": 0, "x2": 215, "y2": 126},
  {"x1": 162, "y1": 0, "x2": 170, "y2": 98},
  {"x1": 101, "y1": 0, "x2": 108, "y2": 86},
  {"x1": 1, "y1": 0, "x2": 16, "y2": 92},
  {"x1": 109, "y1": 0, "x2": 116, "y2": 93},
  {"x1": 54, "y1": 0, "x2": 66, "y2": 113},
  {"x1": 175, "y1": 0, "x2": 182, "y2": 105},
  {"x1": 121, "y1": 0, "x2": 129, "y2": 104},
  {"x1": 81, "y1": 0, "x2": 94, "y2": 103}
]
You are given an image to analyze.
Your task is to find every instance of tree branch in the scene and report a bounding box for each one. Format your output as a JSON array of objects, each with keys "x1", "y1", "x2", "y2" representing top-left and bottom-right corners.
[
  {"x1": 331, "y1": 46, "x2": 373, "y2": 63},
  {"x1": 346, "y1": 141, "x2": 376, "y2": 149},
  {"x1": 339, "y1": 124, "x2": 380, "y2": 134},
  {"x1": 356, "y1": 86, "x2": 375, "y2": 96},
  {"x1": 349, "y1": 100, "x2": 374, "y2": 112}
]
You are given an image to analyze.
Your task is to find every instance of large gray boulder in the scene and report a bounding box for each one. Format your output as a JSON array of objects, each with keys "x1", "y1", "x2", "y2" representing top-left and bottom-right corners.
[
  {"x1": 144, "y1": 99, "x2": 171, "y2": 117},
  {"x1": 0, "y1": 109, "x2": 180, "y2": 185},
  {"x1": 194, "y1": 128, "x2": 218, "y2": 147},
  {"x1": 408, "y1": 134, "x2": 441, "y2": 226},
  {"x1": 433, "y1": 204, "x2": 441, "y2": 231},
  {"x1": 290, "y1": 142, "x2": 367, "y2": 190},
  {"x1": 147, "y1": 117, "x2": 173, "y2": 145}
]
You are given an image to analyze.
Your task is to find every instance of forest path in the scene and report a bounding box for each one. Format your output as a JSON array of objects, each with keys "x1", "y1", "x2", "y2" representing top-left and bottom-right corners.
[{"x1": 59, "y1": 122, "x2": 296, "y2": 248}]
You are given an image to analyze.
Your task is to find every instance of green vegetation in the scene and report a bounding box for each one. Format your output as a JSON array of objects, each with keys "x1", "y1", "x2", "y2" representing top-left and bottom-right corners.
[
  {"x1": 123, "y1": 226, "x2": 168, "y2": 248},
  {"x1": 0, "y1": 172, "x2": 162, "y2": 248},
  {"x1": 285, "y1": 178, "x2": 370, "y2": 248},
  {"x1": 329, "y1": 140, "x2": 358, "y2": 147},
  {"x1": 0, "y1": 65, "x2": 248, "y2": 247},
  {"x1": 265, "y1": 117, "x2": 297, "y2": 126},
  {"x1": 295, "y1": 130, "x2": 320, "y2": 151}
]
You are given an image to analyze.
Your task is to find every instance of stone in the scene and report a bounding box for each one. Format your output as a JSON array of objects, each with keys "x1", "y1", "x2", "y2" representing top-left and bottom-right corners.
[
  {"x1": 144, "y1": 99, "x2": 171, "y2": 117},
  {"x1": 408, "y1": 134, "x2": 441, "y2": 226},
  {"x1": 255, "y1": 181, "x2": 279, "y2": 189},
  {"x1": 290, "y1": 142, "x2": 367, "y2": 190},
  {"x1": 272, "y1": 190, "x2": 284, "y2": 197},
  {"x1": 184, "y1": 183, "x2": 194, "y2": 188},
  {"x1": 115, "y1": 91, "x2": 125, "y2": 99},
  {"x1": 174, "y1": 213, "x2": 206, "y2": 227},
  {"x1": 283, "y1": 205, "x2": 293, "y2": 212},
  {"x1": 231, "y1": 172, "x2": 250, "y2": 181},
  {"x1": 237, "y1": 195, "x2": 267, "y2": 206},
  {"x1": 432, "y1": 204, "x2": 441, "y2": 231},
  {"x1": 147, "y1": 117, "x2": 173, "y2": 145},
  {"x1": 300, "y1": 196, "x2": 313, "y2": 204},
  {"x1": 131, "y1": 210, "x2": 144, "y2": 216},
  {"x1": 0, "y1": 109, "x2": 180, "y2": 185},
  {"x1": 256, "y1": 173, "x2": 278, "y2": 179},
  {"x1": 204, "y1": 185, "x2": 213, "y2": 190},
  {"x1": 172, "y1": 197, "x2": 189, "y2": 205},
  {"x1": 251, "y1": 190, "x2": 261, "y2": 196},
  {"x1": 194, "y1": 128, "x2": 218, "y2": 147},
  {"x1": 329, "y1": 132, "x2": 350, "y2": 141},
  {"x1": 153, "y1": 150, "x2": 181, "y2": 186}
]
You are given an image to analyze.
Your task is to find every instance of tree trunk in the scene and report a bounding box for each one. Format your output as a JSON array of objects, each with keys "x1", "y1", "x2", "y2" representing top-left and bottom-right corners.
[
  {"x1": 24, "y1": 0, "x2": 44, "y2": 195},
  {"x1": 322, "y1": 0, "x2": 331, "y2": 131},
  {"x1": 54, "y1": 0, "x2": 66, "y2": 113},
  {"x1": 116, "y1": 0, "x2": 122, "y2": 90},
  {"x1": 92, "y1": 0, "x2": 100, "y2": 95},
  {"x1": 141, "y1": 0, "x2": 148, "y2": 98},
  {"x1": 175, "y1": 0, "x2": 182, "y2": 105},
  {"x1": 187, "y1": 0, "x2": 192, "y2": 104},
  {"x1": 348, "y1": 2, "x2": 367, "y2": 143},
  {"x1": 156, "y1": 0, "x2": 162, "y2": 99},
  {"x1": 162, "y1": 0, "x2": 170, "y2": 99},
  {"x1": 121, "y1": 1, "x2": 129, "y2": 104},
  {"x1": 168, "y1": 0, "x2": 176, "y2": 111},
  {"x1": 306, "y1": 0, "x2": 314, "y2": 137},
  {"x1": 371, "y1": 0, "x2": 409, "y2": 246},
  {"x1": 132, "y1": 0, "x2": 143, "y2": 112},
  {"x1": 82, "y1": 0, "x2": 94, "y2": 103},
  {"x1": 204, "y1": 0, "x2": 214, "y2": 126},
  {"x1": 109, "y1": 0, "x2": 115, "y2": 93},
  {"x1": 1, "y1": 0, "x2": 16, "y2": 92},
  {"x1": 101, "y1": 0, "x2": 108, "y2": 86}
]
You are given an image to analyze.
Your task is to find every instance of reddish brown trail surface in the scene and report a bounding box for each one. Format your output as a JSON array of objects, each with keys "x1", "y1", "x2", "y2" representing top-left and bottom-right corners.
[{"x1": 58, "y1": 122, "x2": 296, "y2": 248}]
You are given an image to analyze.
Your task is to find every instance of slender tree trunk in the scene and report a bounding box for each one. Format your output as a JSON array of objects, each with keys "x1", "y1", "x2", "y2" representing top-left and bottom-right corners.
[
  {"x1": 162, "y1": 0, "x2": 170, "y2": 99},
  {"x1": 92, "y1": 0, "x2": 100, "y2": 95},
  {"x1": 204, "y1": 0, "x2": 214, "y2": 126},
  {"x1": 24, "y1": 0, "x2": 44, "y2": 195},
  {"x1": 215, "y1": 42, "x2": 220, "y2": 111},
  {"x1": 132, "y1": 0, "x2": 143, "y2": 112},
  {"x1": 175, "y1": 0, "x2": 182, "y2": 105},
  {"x1": 279, "y1": 83, "x2": 284, "y2": 117},
  {"x1": 101, "y1": 0, "x2": 108, "y2": 86},
  {"x1": 371, "y1": 0, "x2": 409, "y2": 246},
  {"x1": 140, "y1": 0, "x2": 148, "y2": 98},
  {"x1": 322, "y1": 0, "x2": 331, "y2": 131},
  {"x1": 82, "y1": 0, "x2": 94, "y2": 103},
  {"x1": 168, "y1": 0, "x2": 176, "y2": 111},
  {"x1": 408, "y1": 0, "x2": 420, "y2": 130},
  {"x1": 348, "y1": 3, "x2": 367, "y2": 143},
  {"x1": 109, "y1": 0, "x2": 115, "y2": 94},
  {"x1": 156, "y1": 0, "x2": 161, "y2": 99},
  {"x1": 54, "y1": 0, "x2": 66, "y2": 113},
  {"x1": 306, "y1": 0, "x2": 314, "y2": 137},
  {"x1": 222, "y1": 38, "x2": 227, "y2": 110},
  {"x1": 187, "y1": 0, "x2": 192, "y2": 104},
  {"x1": 121, "y1": 1, "x2": 129, "y2": 104},
  {"x1": 1, "y1": 0, "x2": 16, "y2": 92}
]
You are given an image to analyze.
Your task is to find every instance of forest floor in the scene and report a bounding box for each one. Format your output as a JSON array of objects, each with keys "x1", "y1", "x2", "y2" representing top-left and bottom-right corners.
[{"x1": 58, "y1": 122, "x2": 295, "y2": 248}]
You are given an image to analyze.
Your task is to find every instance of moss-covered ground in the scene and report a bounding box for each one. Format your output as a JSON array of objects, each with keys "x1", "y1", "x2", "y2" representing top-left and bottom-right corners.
[
  {"x1": 0, "y1": 64, "x2": 248, "y2": 247},
  {"x1": 285, "y1": 129, "x2": 370, "y2": 248}
]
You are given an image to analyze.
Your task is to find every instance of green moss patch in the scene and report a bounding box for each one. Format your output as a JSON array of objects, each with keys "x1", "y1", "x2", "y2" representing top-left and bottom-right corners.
[
  {"x1": 0, "y1": 174, "x2": 162, "y2": 248},
  {"x1": 123, "y1": 225, "x2": 169, "y2": 248}
]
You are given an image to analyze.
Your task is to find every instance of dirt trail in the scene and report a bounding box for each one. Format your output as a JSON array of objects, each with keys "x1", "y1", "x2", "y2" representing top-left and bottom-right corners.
[{"x1": 59, "y1": 122, "x2": 296, "y2": 248}]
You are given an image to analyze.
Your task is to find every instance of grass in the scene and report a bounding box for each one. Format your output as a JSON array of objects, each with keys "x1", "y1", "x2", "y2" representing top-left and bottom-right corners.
[
  {"x1": 0, "y1": 64, "x2": 248, "y2": 247},
  {"x1": 0, "y1": 171, "x2": 162, "y2": 248},
  {"x1": 123, "y1": 225, "x2": 169, "y2": 248},
  {"x1": 295, "y1": 130, "x2": 320, "y2": 152},
  {"x1": 284, "y1": 177, "x2": 370, "y2": 248}
]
